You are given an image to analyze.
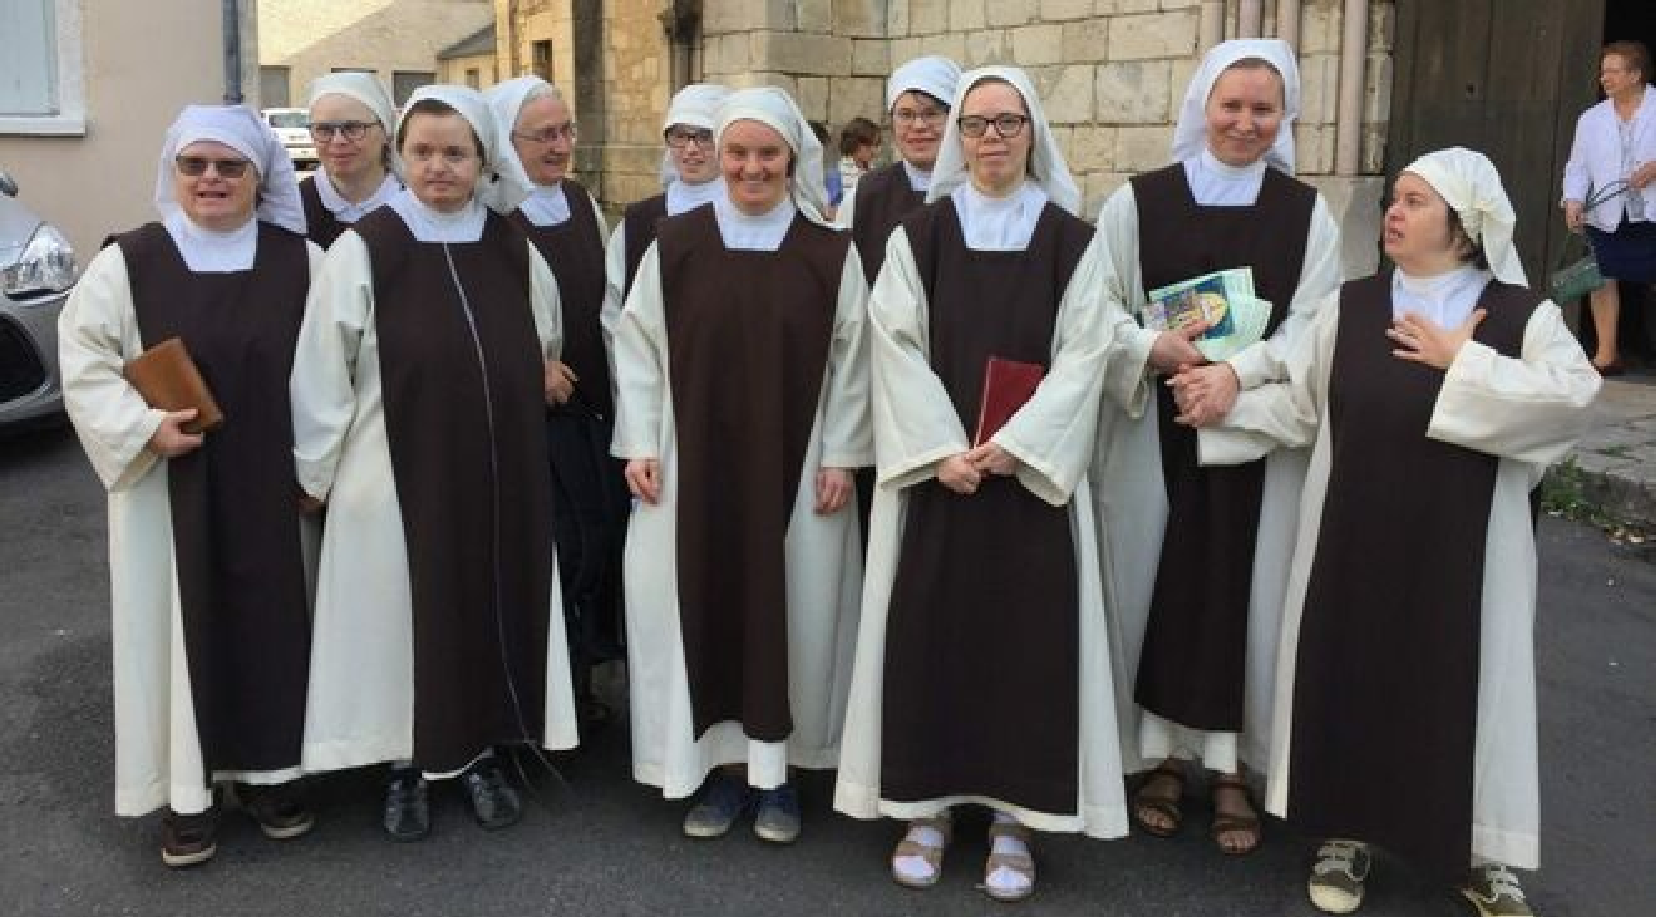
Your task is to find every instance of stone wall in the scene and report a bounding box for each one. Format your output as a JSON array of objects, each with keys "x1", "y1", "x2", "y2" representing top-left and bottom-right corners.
[{"x1": 259, "y1": 0, "x2": 494, "y2": 102}]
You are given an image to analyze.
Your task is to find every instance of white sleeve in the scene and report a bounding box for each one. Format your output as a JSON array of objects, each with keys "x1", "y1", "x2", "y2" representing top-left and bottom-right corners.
[
  {"x1": 1224, "y1": 192, "x2": 1344, "y2": 390},
  {"x1": 289, "y1": 232, "x2": 374, "y2": 501},
  {"x1": 609, "y1": 242, "x2": 669, "y2": 460},
  {"x1": 818, "y1": 247, "x2": 874, "y2": 469},
  {"x1": 1093, "y1": 186, "x2": 1159, "y2": 417},
  {"x1": 528, "y1": 243, "x2": 563, "y2": 361}
]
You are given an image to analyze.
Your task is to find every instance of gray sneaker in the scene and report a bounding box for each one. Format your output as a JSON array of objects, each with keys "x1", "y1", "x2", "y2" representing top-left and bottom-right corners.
[
  {"x1": 1460, "y1": 864, "x2": 1534, "y2": 917},
  {"x1": 1308, "y1": 839, "x2": 1371, "y2": 914},
  {"x1": 752, "y1": 784, "x2": 801, "y2": 844},
  {"x1": 682, "y1": 773, "x2": 749, "y2": 839}
]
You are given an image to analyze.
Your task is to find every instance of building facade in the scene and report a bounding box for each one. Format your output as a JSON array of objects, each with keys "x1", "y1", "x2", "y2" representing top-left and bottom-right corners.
[{"x1": 258, "y1": 0, "x2": 495, "y2": 106}]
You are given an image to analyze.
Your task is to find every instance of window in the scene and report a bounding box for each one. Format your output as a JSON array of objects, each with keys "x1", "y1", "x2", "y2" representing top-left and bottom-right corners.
[
  {"x1": 532, "y1": 41, "x2": 553, "y2": 81},
  {"x1": 260, "y1": 66, "x2": 291, "y2": 108},
  {"x1": 0, "y1": 0, "x2": 85, "y2": 135},
  {"x1": 393, "y1": 71, "x2": 435, "y2": 106},
  {"x1": 465, "y1": 68, "x2": 481, "y2": 89}
]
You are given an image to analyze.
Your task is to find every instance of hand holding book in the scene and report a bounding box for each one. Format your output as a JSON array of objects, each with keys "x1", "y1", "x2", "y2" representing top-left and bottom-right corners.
[{"x1": 1144, "y1": 267, "x2": 1271, "y2": 363}]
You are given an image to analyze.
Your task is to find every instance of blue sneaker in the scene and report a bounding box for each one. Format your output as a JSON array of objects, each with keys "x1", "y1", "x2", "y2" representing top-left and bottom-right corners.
[
  {"x1": 682, "y1": 773, "x2": 749, "y2": 839},
  {"x1": 752, "y1": 783, "x2": 801, "y2": 844}
]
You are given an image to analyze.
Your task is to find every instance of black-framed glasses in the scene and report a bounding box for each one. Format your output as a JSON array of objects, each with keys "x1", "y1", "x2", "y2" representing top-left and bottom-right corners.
[
  {"x1": 664, "y1": 127, "x2": 714, "y2": 149},
  {"x1": 310, "y1": 120, "x2": 375, "y2": 142},
  {"x1": 175, "y1": 156, "x2": 252, "y2": 178},
  {"x1": 514, "y1": 122, "x2": 578, "y2": 143},
  {"x1": 892, "y1": 107, "x2": 947, "y2": 127},
  {"x1": 957, "y1": 114, "x2": 1030, "y2": 139}
]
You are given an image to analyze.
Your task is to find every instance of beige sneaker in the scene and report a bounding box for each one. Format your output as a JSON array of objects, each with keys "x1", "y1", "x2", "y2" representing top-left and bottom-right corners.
[
  {"x1": 1308, "y1": 839, "x2": 1371, "y2": 914},
  {"x1": 1460, "y1": 864, "x2": 1534, "y2": 917}
]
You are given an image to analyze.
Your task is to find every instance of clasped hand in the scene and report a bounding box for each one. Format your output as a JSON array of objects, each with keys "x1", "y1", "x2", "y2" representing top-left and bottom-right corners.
[{"x1": 938, "y1": 442, "x2": 1018, "y2": 495}]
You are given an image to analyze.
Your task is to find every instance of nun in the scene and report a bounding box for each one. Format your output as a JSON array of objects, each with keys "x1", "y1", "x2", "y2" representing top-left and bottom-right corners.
[
  {"x1": 291, "y1": 85, "x2": 578, "y2": 842},
  {"x1": 602, "y1": 82, "x2": 731, "y2": 336},
  {"x1": 1088, "y1": 38, "x2": 1342, "y2": 855},
  {"x1": 1188, "y1": 148, "x2": 1600, "y2": 916},
  {"x1": 486, "y1": 76, "x2": 627, "y2": 727},
  {"x1": 58, "y1": 104, "x2": 322, "y2": 866},
  {"x1": 611, "y1": 87, "x2": 870, "y2": 846},
  {"x1": 301, "y1": 72, "x2": 403, "y2": 246},
  {"x1": 840, "y1": 55, "x2": 962, "y2": 284},
  {"x1": 833, "y1": 66, "x2": 1127, "y2": 902}
]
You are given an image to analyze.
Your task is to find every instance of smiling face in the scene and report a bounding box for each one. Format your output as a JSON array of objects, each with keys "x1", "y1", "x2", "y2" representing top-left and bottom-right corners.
[
  {"x1": 891, "y1": 90, "x2": 948, "y2": 170},
  {"x1": 399, "y1": 110, "x2": 483, "y2": 213},
  {"x1": 174, "y1": 140, "x2": 259, "y2": 231},
  {"x1": 310, "y1": 93, "x2": 388, "y2": 185},
  {"x1": 1204, "y1": 62, "x2": 1286, "y2": 167},
  {"x1": 666, "y1": 122, "x2": 720, "y2": 184},
  {"x1": 1383, "y1": 171, "x2": 1469, "y2": 275},
  {"x1": 512, "y1": 93, "x2": 575, "y2": 186},
  {"x1": 719, "y1": 119, "x2": 792, "y2": 215},
  {"x1": 959, "y1": 80, "x2": 1032, "y2": 197}
]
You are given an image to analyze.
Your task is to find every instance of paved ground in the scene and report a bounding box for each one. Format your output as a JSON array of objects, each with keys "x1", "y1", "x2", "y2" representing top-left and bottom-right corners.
[
  {"x1": 1, "y1": 423, "x2": 1650, "y2": 917},
  {"x1": 1558, "y1": 376, "x2": 1655, "y2": 534}
]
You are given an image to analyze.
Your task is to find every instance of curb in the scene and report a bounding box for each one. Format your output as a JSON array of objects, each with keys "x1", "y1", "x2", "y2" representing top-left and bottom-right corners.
[{"x1": 1543, "y1": 458, "x2": 1655, "y2": 536}]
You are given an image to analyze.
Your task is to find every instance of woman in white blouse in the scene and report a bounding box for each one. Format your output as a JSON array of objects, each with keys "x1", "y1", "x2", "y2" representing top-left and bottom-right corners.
[{"x1": 1562, "y1": 39, "x2": 1655, "y2": 375}]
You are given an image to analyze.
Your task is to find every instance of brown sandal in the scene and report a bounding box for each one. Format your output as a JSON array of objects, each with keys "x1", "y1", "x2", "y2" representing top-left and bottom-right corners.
[
  {"x1": 982, "y1": 819, "x2": 1035, "y2": 902},
  {"x1": 1131, "y1": 763, "x2": 1186, "y2": 838},
  {"x1": 1210, "y1": 774, "x2": 1262, "y2": 856},
  {"x1": 891, "y1": 814, "x2": 952, "y2": 889}
]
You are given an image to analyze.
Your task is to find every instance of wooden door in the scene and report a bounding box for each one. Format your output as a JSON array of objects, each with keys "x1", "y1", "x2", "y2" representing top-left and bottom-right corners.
[{"x1": 1386, "y1": 0, "x2": 1605, "y2": 291}]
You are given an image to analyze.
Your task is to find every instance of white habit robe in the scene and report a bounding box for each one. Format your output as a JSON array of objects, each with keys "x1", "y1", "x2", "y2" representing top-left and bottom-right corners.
[
  {"x1": 1199, "y1": 288, "x2": 1599, "y2": 869},
  {"x1": 291, "y1": 225, "x2": 579, "y2": 776},
  {"x1": 610, "y1": 227, "x2": 873, "y2": 799},
  {"x1": 60, "y1": 239, "x2": 326, "y2": 816},
  {"x1": 1089, "y1": 178, "x2": 1342, "y2": 775},
  {"x1": 833, "y1": 225, "x2": 1131, "y2": 838}
]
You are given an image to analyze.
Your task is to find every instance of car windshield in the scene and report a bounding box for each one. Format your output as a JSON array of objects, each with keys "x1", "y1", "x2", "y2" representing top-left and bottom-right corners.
[{"x1": 268, "y1": 112, "x2": 308, "y2": 129}]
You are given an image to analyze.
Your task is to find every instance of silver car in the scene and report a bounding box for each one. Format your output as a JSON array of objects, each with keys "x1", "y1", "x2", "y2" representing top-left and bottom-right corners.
[{"x1": 0, "y1": 169, "x2": 77, "y2": 429}]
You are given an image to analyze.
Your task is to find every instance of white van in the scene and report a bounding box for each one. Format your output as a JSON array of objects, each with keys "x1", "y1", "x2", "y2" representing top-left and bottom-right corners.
[{"x1": 262, "y1": 108, "x2": 317, "y2": 171}]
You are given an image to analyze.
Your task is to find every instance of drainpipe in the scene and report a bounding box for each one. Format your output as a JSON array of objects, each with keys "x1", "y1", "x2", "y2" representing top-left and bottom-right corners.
[
  {"x1": 1199, "y1": 0, "x2": 1225, "y2": 49},
  {"x1": 1335, "y1": 0, "x2": 1367, "y2": 175},
  {"x1": 1276, "y1": 0, "x2": 1300, "y2": 48},
  {"x1": 1238, "y1": 0, "x2": 1262, "y2": 37},
  {"x1": 222, "y1": 0, "x2": 243, "y2": 103}
]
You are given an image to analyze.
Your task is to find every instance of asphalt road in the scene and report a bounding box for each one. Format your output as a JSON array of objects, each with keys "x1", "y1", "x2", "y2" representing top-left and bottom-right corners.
[{"x1": 1, "y1": 423, "x2": 1650, "y2": 917}]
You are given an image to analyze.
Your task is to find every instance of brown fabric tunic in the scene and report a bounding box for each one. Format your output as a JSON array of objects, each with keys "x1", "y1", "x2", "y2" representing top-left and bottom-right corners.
[
  {"x1": 1131, "y1": 164, "x2": 1316, "y2": 731},
  {"x1": 656, "y1": 205, "x2": 846, "y2": 741},
  {"x1": 621, "y1": 193, "x2": 670, "y2": 300},
  {"x1": 298, "y1": 175, "x2": 347, "y2": 248},
  {"x1": 879, "y1": 199, "x2": 1092, "y2": 815},
  {"x1": 849, "y1": 162, "x2": 926, "y2": 286},
  {"x1": 116, "y1": 221, "x2": 311, "y2": 776},
  {"x1": 512, "y1": 183, "x2": 629, "y2": 667},
  {"x1": 1285, "y1": 273, "x2": 1537, "y2": 881},
  {"x1": 352, "y1": 207, "x2": 556, "y2": 773}
]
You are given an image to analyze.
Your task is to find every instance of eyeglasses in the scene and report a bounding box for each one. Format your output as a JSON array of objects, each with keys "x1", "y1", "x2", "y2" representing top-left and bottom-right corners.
[
  {"x1": 665, "y1": 127, "x2": 714, "y2": 149},
  {"x1": 514, "y1": 123, "x2": 578, "y2": 143},
  {"x1": 892, "y1": 108, "x2": 947, "y2": 127},
  {"x1": 175, "y1": 156, "x2": 252, "y2": 178},
  {"x1": 956, "y1": 114, "x2": 1030, "y2": 140},
  {"x1": 310, "y1": 120, "x2": 376, "y2": 142}
]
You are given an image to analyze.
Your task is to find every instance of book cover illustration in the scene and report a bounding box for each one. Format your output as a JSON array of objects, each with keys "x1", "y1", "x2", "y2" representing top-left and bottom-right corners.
[{"x1": 1144, "y1": 267, "x2": 1271, "y2": 363}]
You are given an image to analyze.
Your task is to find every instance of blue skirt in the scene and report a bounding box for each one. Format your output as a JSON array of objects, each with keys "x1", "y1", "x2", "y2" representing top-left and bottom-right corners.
[{"x1": 1586, "y1": 219, "x2": 1655, "y2": 282}]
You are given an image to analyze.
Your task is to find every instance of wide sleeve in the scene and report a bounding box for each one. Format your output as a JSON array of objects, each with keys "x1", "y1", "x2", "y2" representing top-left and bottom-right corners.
[
  {"x1": 867, "y1": 227, "x2": 971, "y2": 489},
  {"x1": 1426, "y1": 301, "x2": 1602, "y2": 471},
  {"x1": 835, "y1": 181, "x2": 858, "y2": 229},
  {"x1": 56, "y1": 245, "x2": 165, "y2": 491},
  {"x1": 609, "y1": 242, "x2": 669, "y2": 460},
  {"x1": 1561, "y1": 107, "x2": 1593, "y2": 204},
  {"x1": 600, "y1": 220, "x2": 628, "y2": 347},
  {"x1": 528, "y1": 243, "x2": 563, "y2": 361},
  {"x1": 1093, "y1": 186, "x2": 1159, "y2": 418},
  {"x1": 818, "y1": 246, "x2": 874, "y2": 469},
  {"x1": 1224, "y1": 193, "x2": 1343, "y2": 390},
  {"x1": 1197, "y1": 289, "x2": 1337, "y2": 465},
  {"x1": 993, "y1": 237, "x2": 1112, "y2": 506},
  {"x1": 289, "y1": 231, "x2": 374, "y2": 501}
]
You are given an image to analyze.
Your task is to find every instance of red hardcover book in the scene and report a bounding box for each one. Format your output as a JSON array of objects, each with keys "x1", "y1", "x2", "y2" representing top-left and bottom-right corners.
[{"x1": 972, "y1": 356, "x2": 1045, "y2": 446}]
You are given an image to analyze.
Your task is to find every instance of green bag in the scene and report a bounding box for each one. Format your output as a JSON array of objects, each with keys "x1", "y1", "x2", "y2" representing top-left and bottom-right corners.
[{"x1": 1549, "y1": 232, "x2": 1603, "y2": 303}]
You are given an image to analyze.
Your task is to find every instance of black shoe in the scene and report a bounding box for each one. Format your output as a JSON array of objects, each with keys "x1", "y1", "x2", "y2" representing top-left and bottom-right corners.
[
  {"x1": 462, "y1": 762, "x2": 522, "y2": 830},
  {"x1": 160, "y1": 807, "x2": 219, "y2": 867},
  {"x1": 239, "y1": 782, "x2": 315, "y2": 840},
  {"x1": 382, "y1": 769, "x2": 430, "y2": 841}
]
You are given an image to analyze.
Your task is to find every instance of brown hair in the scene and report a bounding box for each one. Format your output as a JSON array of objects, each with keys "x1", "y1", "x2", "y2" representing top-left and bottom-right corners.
[
  {"x1": 1445, "y1": 208, "x2": 1491, "y2": 271},
  {"x1": 396, "y1": 98, "x2": 485, "y2": 164},
  {"x1": 839, "y1": 117, "x2": 880, "y2": 157},
  {"x1": 1604, "y1": 40, "x2": 1650, "y2": 82}
]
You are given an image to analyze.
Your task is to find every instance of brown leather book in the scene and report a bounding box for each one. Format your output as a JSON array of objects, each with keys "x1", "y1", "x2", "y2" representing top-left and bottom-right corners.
[
  {"x1": 971, "y1": 356, "x2": 1045, "y2": 447},
  {"x1": 122, "y1": 337, "x2": 224, "y2": 434}
]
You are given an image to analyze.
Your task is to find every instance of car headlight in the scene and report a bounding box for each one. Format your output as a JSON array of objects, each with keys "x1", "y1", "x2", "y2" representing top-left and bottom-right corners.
[{"x1": 2, "y1": 223, "x2": 76, "y2": 297}]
